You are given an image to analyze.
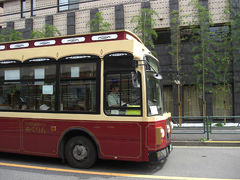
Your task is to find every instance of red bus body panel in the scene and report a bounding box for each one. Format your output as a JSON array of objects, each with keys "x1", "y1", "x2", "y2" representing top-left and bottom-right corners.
[{"x1": 0, "y1": 117, "x2": 171, "y2": 162}]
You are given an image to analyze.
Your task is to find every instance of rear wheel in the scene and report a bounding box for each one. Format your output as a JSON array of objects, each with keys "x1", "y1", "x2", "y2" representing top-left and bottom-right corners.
[{"x1": 65, "y1": 136, "x2": 97, "y2": 168}]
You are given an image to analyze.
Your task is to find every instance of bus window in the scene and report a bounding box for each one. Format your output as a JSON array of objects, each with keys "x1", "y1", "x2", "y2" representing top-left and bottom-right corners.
[
  {"x1": 145, "y1": 56, "x2": 164, "y2": 116},
  {"x1": 0, "y1": 64, "x2": 56, "y2": 111},
  {"x1": 21, "y1": 64, "x2": 56, "y2": 111},
  {"x1": 104, "y1": 72, "x2": 142, "y2": 116},
  {"x1": 60, "y1": 61, "x2": 98, "y2": 113}
]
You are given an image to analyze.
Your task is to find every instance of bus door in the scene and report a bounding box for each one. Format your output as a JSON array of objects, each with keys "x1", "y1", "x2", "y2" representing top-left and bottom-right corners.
[{"x1": 103, "y1": 52, "x2": 143, "y2": 159}]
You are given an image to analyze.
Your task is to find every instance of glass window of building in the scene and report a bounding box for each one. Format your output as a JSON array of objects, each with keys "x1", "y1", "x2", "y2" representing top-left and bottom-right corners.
[
  {"x1": 183, "y1": 85, "x2": 202, "y2": 116},
  {"x1": 213, "y1": 85, "x2": 233, "y2": 116},
  {"x1": 58, "y1": 0, "x2": 79, "y2": 11},
  {"x1": 163, "y1": 86, "x2": 173, "y2": 114},
  {"x1": 21, "y1": 0, "x2": 26, "y2": 18},
  {"x1": 154, "y1": 30, "x2": 171, "y2": 45},
  {"x1": 31, "y1": 0, "x2": 36, "y2": 16}
]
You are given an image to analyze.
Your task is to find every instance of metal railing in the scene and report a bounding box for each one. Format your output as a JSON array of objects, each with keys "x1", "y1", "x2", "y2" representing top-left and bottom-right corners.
[{"x1": 171, "y1": 116, "x2": 240, "y2": 140}]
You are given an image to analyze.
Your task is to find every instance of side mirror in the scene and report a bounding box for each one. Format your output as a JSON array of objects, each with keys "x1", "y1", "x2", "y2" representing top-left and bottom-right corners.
[{"x1": 153, "y1": 73, "x2": 162, "y2": 80}]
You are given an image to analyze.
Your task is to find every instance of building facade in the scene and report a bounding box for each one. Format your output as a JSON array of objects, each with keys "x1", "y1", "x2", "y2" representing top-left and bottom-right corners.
[
  {"x1": 0, "y1": 2, "x2": 3, "y2": 28},
  {"x1": 0, "y1": 0, "x2": 239, "y2": 120}
]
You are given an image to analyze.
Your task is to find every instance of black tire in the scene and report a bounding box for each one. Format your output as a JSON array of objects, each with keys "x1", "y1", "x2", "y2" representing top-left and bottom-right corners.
[{"x1": 65, "y1": 136, "x2": 97, "y2": 168}]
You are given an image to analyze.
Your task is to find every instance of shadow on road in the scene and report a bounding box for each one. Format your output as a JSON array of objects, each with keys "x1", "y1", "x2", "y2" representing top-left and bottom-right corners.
[{"x1": 0, "y1": 152, "x2": 167, "y2": 175}]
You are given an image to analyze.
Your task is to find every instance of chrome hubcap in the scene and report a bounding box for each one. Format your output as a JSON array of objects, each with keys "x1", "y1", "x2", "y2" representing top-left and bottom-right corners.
[{"x1": 72, "y1": 145, "x2": 88, "y2": 161}]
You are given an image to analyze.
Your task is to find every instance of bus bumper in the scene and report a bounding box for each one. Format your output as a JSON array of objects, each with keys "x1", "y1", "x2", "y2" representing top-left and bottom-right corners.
[{"x1": 149, "y1": 144, "x2": 173, "y2": 162}]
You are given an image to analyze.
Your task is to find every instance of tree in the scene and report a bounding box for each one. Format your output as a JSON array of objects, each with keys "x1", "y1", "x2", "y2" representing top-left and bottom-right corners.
[
  {"x1": 189, "y1": 0, "x2": 215, "y2": 117},
  {"x1": 229, "y1": 1, "x2": 240, "y2": 88},
  {"x1": 88, "y1": 11, "x2": 111, "y2": 32},
  {"x1": 31, "y1": 24, "x2": 61, "y2": 38},
  {"x1": 169, "y1": 9, "x2": 183, "y2": 125},
  {"x1": 189, "y1": 0, "x2": 233, "y2": 119},
  {"x1": 211, "y1": 26, "x2": 232, "y2": 123},
  {"x1": 0, "y1": 29, "x2": 23, "y2": 42},
  {"x1": 131, "y1": 8, "x2": 158, "y2": 55}
]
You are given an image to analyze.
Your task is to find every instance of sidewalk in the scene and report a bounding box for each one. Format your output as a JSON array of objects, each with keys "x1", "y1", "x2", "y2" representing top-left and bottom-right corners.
[{"x1": 172, "y1": 127, "x2": 240, "y2": 146}]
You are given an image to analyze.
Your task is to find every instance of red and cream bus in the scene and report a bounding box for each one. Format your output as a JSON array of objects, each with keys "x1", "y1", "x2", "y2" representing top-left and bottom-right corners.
[{"x1": 0, "y1": 30, "x2": 172, "y2": 168}]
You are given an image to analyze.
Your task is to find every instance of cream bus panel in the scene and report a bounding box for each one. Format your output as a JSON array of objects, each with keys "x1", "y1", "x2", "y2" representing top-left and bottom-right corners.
[{"x1": 0, "y1": 40, "x2": 141, "y2": 62}]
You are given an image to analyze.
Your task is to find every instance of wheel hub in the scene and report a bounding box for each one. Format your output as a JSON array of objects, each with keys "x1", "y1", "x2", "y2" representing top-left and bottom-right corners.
[{"x1": 72, "y1": 145, "x2": 88, "y2": 161}]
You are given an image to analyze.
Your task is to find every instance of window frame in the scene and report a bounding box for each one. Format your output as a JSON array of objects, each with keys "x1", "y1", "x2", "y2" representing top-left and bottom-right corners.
[
  {"x1": 104, "y1": 70, "x2": 142, "y2": 117},
  {"x1": 31, "y1": 0, "x2": 36, "y2": 17},
  {"x1": 58, "y1": 0, "x2": 79, "y2": 12},
  {"x1": 0, "y1": 59, "x2": 57, "y2": 112},
  {"x1": 144, "y1": 55, "x2": 164, "y2": 116},
  {"x1": 58, "y1": 55, "x2": 101, "y2": 114},
  {"x1": 0, "y1": 55, "x2": 101, "y2": 114},
  {"x1": 21, "y1": 0, "x2": 26, "y2": 18}
]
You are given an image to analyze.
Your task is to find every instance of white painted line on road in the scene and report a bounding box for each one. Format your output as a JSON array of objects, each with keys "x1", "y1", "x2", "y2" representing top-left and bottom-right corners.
[
  {"x1": 174, "y1": 146, "x2": 240, "y2": 149},
  {"x1": 0, "y1": 162, "x2": 239, "y2": 180},
  {"x1": 205, "y1": 141, "x2": 240, "y2": 143}
]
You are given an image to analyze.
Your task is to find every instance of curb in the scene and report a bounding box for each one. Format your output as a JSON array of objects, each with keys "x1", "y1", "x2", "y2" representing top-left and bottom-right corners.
[{"x1": 173, "y1": 141, "x2": 240, "y2": 147}]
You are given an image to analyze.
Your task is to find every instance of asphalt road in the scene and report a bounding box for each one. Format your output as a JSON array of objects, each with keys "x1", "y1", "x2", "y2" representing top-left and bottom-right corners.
[{"x1": 0, "y1": 146, "x2": 240, "y2": 180}]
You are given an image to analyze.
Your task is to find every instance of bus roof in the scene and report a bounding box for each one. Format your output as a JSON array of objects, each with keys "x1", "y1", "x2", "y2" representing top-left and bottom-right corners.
[{"x1": 0, "y1": 30, "x2": 143, "y2": 51}]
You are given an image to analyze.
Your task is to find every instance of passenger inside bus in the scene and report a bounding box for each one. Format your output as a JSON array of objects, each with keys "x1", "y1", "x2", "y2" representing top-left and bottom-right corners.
[
  {"x1": 108, "y1": 83, "x2": 126, "y2": 107},
  {"x1": 0, "y1": 95, "x2": 9, "y2": 110},
  {"x1": 13, "y1": 90, "x2": 25, "y2": 110},
  {"x1": 108, "y1": 83, "x2": 120, "y2": 107},
  {"x1": 107, "y1": 83, "x2": 126, "y2": 115}
]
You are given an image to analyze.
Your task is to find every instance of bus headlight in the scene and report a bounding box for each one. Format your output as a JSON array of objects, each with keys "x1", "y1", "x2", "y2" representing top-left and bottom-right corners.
[
  {"x1": 156, "y1": 127, "x2": 165, "y2": 144},
  {"x1": 160, "y1": 128, "x2": 165, "y2": 138}
]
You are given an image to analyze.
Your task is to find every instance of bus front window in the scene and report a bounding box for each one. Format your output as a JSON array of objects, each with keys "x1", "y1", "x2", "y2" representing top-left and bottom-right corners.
[
  {"x1": 145, "y1": 55, "x2": 164, "y2": 116},
  {"x1": 147, "y1": 72, "x2": 163, "y2": 116},
  {"x1": 104, "y1": 72, "x2": 142, "y2": 116}
]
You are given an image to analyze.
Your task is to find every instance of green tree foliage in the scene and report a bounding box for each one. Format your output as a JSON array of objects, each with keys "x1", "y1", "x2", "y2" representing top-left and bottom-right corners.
[
  {"x1": 189, "y1": 0, "x2": 232, "y2": 117},
  {"x1": 88, "y1": 12, "x2": 111, "y2": 32},
  {"x1": 169, "y1": 9, "x2": 183, "y2": 124},
  {"x1": 169, "y1": 9, "x2": 183, "y2": 81},
  {"x1": 0, "y1": 29, "x2": 23, "y2": 42},
  {"x1": 189, "y1": 0, "x2": 215, "y2": 116},
  {"x1": 229, "y1": 1, "x2": 240, "y2": 68},
  {"x1": 211, "y1": 26, "x2": 232, "y2": 121},
  {"x1": 31, "y1": 24, "x2": 61, "y2": 38},
  {"x1": 131, "y1": 8, "x2": 158, "y2": 55}
]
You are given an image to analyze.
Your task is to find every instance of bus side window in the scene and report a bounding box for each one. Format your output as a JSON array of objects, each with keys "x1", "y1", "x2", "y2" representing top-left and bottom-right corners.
[
  {"x1": 104, "y1": 72, "x2": 142, "y2": 116},
  {"x1": 59, "y1": 60, "x2": 98, "y2": 113},
  {"x1": 21, "y1": 64, "x2": 56, "y2": 111}
]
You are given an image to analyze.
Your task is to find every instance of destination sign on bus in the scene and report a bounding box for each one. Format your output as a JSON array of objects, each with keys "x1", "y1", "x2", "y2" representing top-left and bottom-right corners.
[
  {"x1": 10, "y1": 42, "x2": 29, "y2": 49},
  {"x1": 0, "y1": 45, "x2": 5, "y2": 50},
  {"x1": 61, "y1": 37, "x2": 85, "y2": 44},
  {"x1": 34, "y1": 40, "x2": 56, "y2": 46},
  {"x1": 0, "y1": 60, "x2": 21, "y2": 64},
  {"x1": 65, "y1": 55, "x2": 92, "y2": 60},
  {"x1": 91, "y1": 34, "x2": 118, "y2": 41}
]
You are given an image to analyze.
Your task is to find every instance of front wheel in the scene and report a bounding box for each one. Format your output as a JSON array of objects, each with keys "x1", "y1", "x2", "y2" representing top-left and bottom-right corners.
[{"x1": 65, "y1": 136, "x2": 97, "y2": 168}]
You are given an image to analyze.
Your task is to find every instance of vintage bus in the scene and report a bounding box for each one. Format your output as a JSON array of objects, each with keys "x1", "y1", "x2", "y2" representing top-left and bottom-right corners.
[{"x1": 0, "y1": 30, "x2": 172, "y2": 168}]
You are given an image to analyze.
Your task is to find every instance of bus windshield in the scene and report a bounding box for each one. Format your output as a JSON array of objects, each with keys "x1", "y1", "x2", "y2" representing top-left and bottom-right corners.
[{"x1": 145, "y1": 56, "x2": 163, "y2": 116}]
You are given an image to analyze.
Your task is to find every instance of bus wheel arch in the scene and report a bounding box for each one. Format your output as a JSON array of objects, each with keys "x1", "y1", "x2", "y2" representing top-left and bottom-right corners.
[{"x1": 58, "y1": 128, "x2": 99, "y2": 168}]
